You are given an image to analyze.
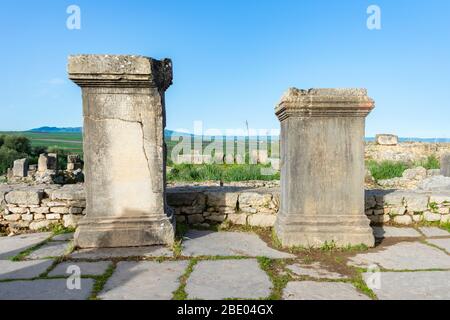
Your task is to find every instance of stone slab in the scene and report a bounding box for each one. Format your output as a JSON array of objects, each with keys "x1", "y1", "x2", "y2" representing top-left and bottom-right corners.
[
  {"x1": 99, "y1": 261, "x2": 188, "y2": 300},
  {"x1": 0, "y1": 259, "x2": 54, "y2": 280},
  {"x1": 427, "y1": 239, "x2": 450, "y2": 253},
  {"x1": 287, "y1": 262, "x2": 348, "y2": 280},
  {"x1": 348, "y1": 242, "x2": 450, "y2": 270},
  {"x1": 282, "y1": 281, "x2": 370, "y2": 300},
  {"x1": 0, "y1": 232, "x2": 51, "y2": 260},
  {"x1": 419, "y1": 227, "x2": 450, "y2": 238},
  {"x1": 182, "y1": 230, "x2": 294, "y2": 258},
  {"x1": 52, "y1": 233, "x2": 75, "y2": 241},
  {"x1": 186, "y1": 259, "x2": 272, "y2": 300},
  {"x1": 363, "y1": 271, "x2": 450, "y2": 300},
  {"x1": 48, "y1": 261, "x2": 112, "y2": 277},
  {"x1": 372, "y1": 226, "x2": 421, "y2": 239},
  {"x1": 26, "y1": 241, "x2": 71, "y2": 259},
  {"x1": 70, "y1": 246, "x2": 173, "y2": 259},
  {"x1": 0, "y1": 279, "x2": 94, "y2": 300}
]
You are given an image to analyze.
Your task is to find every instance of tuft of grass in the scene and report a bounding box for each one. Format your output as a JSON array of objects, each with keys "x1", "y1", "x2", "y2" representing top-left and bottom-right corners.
[
  {"x1": 366, "y1": 160, "x2": 409, "y2": 181},
  {"x1": 415, "y1": 155, "x2": 440, "y2": 170},
  {"x1": 50, "y1": 223, "x2": 76, "y2": 235},
  {"x1": 173, "y1": 259, "x2": 198, "y2": 300},
  {"x1": 90, "y1": 263, "x2": 116, "y2": 300},
  {"x1": 271, "y1": 229, "x2": 282, "y2": 249},
  {"x1": 440, "y1": 222, "x2": 450, "y2": 233}
]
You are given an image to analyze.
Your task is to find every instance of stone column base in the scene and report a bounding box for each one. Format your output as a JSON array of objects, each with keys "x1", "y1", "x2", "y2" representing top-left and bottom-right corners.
[
  {"x1": 74, "y1": 214, "x2": 175, "y2": 248},
  {"x1": 274, "y1": 213, "x2": 375, "y2": 248}
]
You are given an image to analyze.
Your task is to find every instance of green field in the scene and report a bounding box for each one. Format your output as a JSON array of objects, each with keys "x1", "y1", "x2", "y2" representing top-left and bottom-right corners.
[{"x1": 0, "y1": 132, "x2": 83, "y2": 154}]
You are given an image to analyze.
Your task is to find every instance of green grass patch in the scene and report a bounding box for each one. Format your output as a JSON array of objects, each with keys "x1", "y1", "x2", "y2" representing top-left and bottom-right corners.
[
  {"x1": 351, "y1": 270, "x2": 378, "y2": 300},
  {"x1": 167, "y1": 163, "x2": 279, "y2": 182},
  {"x1": 367, "y1": 160, "x2": 409, "y2": 181}
]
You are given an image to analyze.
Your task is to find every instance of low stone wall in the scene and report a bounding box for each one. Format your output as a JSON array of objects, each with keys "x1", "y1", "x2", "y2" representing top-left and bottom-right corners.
[
  {"x1": 365, "y1": 142, "x2": 450, "y2": 163},
  {"x1": 1, "y1": 183, "x2": 449, "y2": 232}
]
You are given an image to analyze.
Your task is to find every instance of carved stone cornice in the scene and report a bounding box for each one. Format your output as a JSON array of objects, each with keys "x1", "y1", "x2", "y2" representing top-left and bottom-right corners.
[
  {"x1": 275, "y1": 88, "x2": 374, "y2": 121},
  {"x1": 68, "y1": 55, "x2": 173, "y2": 90}
]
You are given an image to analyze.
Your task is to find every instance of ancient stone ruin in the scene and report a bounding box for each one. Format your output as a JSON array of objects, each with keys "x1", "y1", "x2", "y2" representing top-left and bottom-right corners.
[
  {"x1": 274, "y1": 88, "x2": 375, "y2": 247},
  {"x1": 68, "y1": 54, "x2": 175, "y2": 248}
]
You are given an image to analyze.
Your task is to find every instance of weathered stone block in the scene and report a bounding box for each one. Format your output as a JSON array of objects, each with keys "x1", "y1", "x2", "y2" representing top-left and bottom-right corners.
[
  {"x1": 5, "y1": 189, "x2": 43, "y2": 205},
  {"x1": 393, "y1": 215, "x2": 413, "y2": 225},
  {"x1": 274, "y1": 88, "x2": 375, "y2": 247},
  {"x1": 423, "y1": 212, "x2": 441, "y2": 222},
  {"x1": 404, "y1": 193, "x2": 429, "y2": 212},
  {"x1": 69, "y1": 54, "x2": 175, "y2": 248},
  {"x1": 248, "y1": 214, "x2": 276, "y2": 227},
  {"x1": 375, "y1": 134, "x2": 398, "y2": 146},
  {"x1": 13, "y1": 158, "x2": 28, "y2": 177},
  {"x1": 238, "y1": 192, "x2": 272, "y2": 208},
  {"x1": 227, "y1": 214, "x2": 247, "y2": 225},
  {"x1": 441, "y1": 153, "x2": 450, "y2": 177},
  {"x1": 205, "y1": 191, "x2": 238, "y2": 208}
]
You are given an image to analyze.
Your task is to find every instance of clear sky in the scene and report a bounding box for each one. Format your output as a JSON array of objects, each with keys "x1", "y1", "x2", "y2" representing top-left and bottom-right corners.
[{"x1": 1, "y1": 0, "x2": 449, "y2": 138}]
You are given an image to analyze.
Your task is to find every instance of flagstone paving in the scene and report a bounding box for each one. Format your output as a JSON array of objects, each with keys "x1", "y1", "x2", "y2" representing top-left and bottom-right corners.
[
  {"x1": 0, "y1": 232, "x2": 51, "y2": 260},
  {"x1": 363, "y1": 271, "x2": 450, "y2": 300},
  {"x1": 286, "y1": 262, "x2": 348, "y2": 280},
  {"x1": 181, "y1": 230, "x2": 294, "y2": 258},
  {"x1": 372, "y1": 226, "x2": 421, "y2": 239},
  {"x1": 283, "y1": 281, "x2": 370, "y2": 300},
  {"x1": 26, "y1": 241, "x2": 71, "y2": 259},
  {"x1": 185, "y1": 259, "x2": 272, "y2": 300},
  {"x1": 419, "y1": 227, "x2": 450, "y2": 238},
  {"x1": 348, "y1": 242, "x2": 450, "y2": 270},
  {"x1": 427, "y1": 238, "x2": 450, "y2": 253},
  {"x1": 1, "y1": 227, "x2": 449, "y2": 300},
  {"x1": 99, "y1": 261, "x2": 188, "y2": 300},
  {"x1": 70, "y1": 246, "x2": 173, "y2": 259},
  {"x1": 48, "y1": 261, "x2": 112, "y2": 277},
  {"x1": 0, "y1": 259, "x2": 54, "y2": 280},
  {"x1": 0, "y1": 279, "x2": 94, "y2": 300}
]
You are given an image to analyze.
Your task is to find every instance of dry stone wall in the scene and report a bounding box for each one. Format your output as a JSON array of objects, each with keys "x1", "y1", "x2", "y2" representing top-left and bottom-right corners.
[
  {"x1": 1, "y1": 183, "x2": 449, "y2": 232},
  {"x1": 365, "y1": 142, "x2": 450, "y2": 163}
]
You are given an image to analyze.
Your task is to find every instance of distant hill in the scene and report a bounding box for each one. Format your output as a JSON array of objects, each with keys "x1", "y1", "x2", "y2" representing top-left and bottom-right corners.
[{"x1": 28, "y1": 127, "x2": 82, "y2": 133}]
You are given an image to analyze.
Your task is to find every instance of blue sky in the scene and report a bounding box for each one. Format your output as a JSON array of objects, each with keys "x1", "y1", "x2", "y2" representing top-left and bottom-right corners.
[{"x1": 0, "y1": 0, "x2": 449, "y2": 138}]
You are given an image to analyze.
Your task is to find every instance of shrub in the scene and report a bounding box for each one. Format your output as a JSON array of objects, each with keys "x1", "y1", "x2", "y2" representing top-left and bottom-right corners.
[
  {"x1": 0, "y1": 146, "x2": 27, "y2": 174},
  {"x1": 0, "y1": 135, "x2": 31, "y2": 154},
  {"x1": 367, "y1": 160, "x2": 409, "y2": 181}
]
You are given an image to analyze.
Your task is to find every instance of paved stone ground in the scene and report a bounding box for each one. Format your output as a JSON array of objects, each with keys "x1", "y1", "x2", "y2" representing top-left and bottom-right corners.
[{"x1": 0, "y1": 225, "x2": 449, "y2": 300}]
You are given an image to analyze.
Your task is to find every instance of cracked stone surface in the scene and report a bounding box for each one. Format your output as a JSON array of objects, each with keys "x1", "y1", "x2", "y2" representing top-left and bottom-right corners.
[
  {"x1": 372, "y1": 226, "x2": 421, "y2": 239},
  {"x1": 182, "y1": 230, "x2": 294, "y2": 258},
  {"x1": 186, "y1": 259, "x2": 272, "y2": 300},
  {"x1": 0, "y1": 259, "x2": 54, "y2": 280},
  {"x1": 0, "y1": 279, "x2": 94, "y2": 300},
  {"x1": 48, "y1": 261, "x2": 112, "y2": 277},
  {"x1": 363, "y1": 271, "x2": 450, "y2": 300},
  {"x1": 283, "y1": 281, "x2": 370, "y2": 300},
  {"x1": 70, "y1": 246, "x2": 173, "y2": 259},
  {"x1": 0, "y1": 232, "x2": 51, "y2": 260},
  {"x1": 348, "y1": 242, "x2": 450, "y2": 270},
  {"x1": 52, "y1": 233, "x2": 74, "y2": 241},
  {"x1": 286, "y1": 262, "x2": 348, "y2": 279},
  {"x1": 427, "y1": 238, "x2": 450, "y2": 253},
  {"x1": 99, "y1": 261, "x2": 188, "y2": 300},
  {"x1": 26, "y1": 241, "x2": 71, "y2": 259},
  {"x1": 419, "y1": 227, "x2": 450, "y2": 238}
]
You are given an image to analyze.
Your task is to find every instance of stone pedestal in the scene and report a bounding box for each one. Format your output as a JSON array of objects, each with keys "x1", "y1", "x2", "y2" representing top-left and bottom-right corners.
[
  {"x1": 441, "y1": 153, "x2": 450, "y2": 177},
  {"x1": 68, "y1": 55, "x2": 175, "y2": 248},
  {"x1": 13, "y1": 159, "x2": 28, "y2": 177},
  {"x1": 274, "y1": 88, "x2": 375, "y2": 248}
]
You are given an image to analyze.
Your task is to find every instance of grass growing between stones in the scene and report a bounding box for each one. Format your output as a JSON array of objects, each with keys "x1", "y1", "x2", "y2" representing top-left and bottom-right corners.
[
  {"x1": 351, "y1": 269, "x2": 378, "y2": 300},
  {"x1": 172, "y1": 258, "x2": 198, "y2": 300},
  {"x1": 89, "y1": 263, "x2": 117, "y2": 300},
  {"x1": 257, "y1": 257, "x2": 291, "y2": 300},
  {"x1": 10, "y1": 238, "x2": 52, "y2": 261}
]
